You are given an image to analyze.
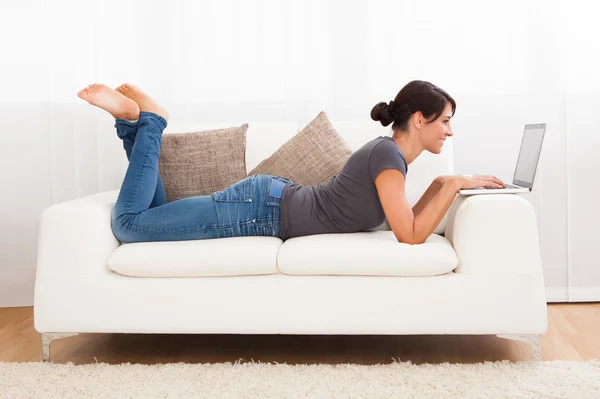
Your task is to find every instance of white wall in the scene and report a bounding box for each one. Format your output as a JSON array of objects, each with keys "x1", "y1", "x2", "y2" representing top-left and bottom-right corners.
[{"x1": 1, "y1": 0, "x2": 598, "y2": 306}]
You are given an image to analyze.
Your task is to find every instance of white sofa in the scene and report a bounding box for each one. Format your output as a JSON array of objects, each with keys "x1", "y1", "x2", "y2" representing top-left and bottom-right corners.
[{"x1": 34, "y1": 118, "x2": 548, "y2": 362}]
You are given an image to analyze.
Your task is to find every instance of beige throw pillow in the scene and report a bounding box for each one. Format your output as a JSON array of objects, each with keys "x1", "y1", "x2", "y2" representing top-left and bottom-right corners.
[
  {"x1": 248, "y1": 112, "x2": 352, "y2": 185},
  {"x1": 158, "y1": 124, "x2": 248, "y2": 202}
]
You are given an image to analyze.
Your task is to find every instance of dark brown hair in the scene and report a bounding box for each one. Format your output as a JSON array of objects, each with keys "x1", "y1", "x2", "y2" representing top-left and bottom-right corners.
[{"x1": 371, "y1": 80, "x2": 456, "y2": 131}]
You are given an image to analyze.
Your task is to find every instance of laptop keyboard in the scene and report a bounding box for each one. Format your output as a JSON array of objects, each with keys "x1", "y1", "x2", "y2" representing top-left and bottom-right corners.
[{"x1": 483, "y1": 184, "x2": 521, "y2": 189}]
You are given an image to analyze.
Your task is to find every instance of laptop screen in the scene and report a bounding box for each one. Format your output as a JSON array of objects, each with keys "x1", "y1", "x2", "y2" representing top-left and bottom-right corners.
[{"x1": 513, "y1": 124, "x2": 546, "y2": 188}]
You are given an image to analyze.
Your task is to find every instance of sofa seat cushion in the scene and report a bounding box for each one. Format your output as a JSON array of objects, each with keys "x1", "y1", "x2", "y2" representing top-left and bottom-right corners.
[
  {"x1": 107, "y1": 237, "x2": 283, "y2": 277},
  {"x1": 277, "y1": 231, "x2": 458, "y2": 277}
]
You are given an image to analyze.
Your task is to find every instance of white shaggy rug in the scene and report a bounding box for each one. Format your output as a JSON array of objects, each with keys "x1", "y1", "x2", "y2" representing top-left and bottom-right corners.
[{"x1": 1, "y1": 359, "x2": 599, "y2": 398}]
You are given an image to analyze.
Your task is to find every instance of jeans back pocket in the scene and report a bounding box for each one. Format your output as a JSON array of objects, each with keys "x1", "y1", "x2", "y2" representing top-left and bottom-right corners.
[
  {"x1": 211, "y1": 176, "x2": 255, "y2": 227},
  {"x1": 212, "y1": 175, "x2": 254, "y2": 202}
]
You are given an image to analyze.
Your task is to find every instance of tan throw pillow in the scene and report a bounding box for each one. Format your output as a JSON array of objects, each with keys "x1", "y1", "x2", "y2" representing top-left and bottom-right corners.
[
  {"x1": 158, "y1": 124, "x2": 248, "y2": 202},
  {"x1": 248, "y1": 112, "x2": 352, "y2": 185}
]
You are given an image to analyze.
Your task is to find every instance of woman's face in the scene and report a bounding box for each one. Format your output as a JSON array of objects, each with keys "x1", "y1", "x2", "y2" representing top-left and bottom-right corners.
[{"x1": 420, "y1": 103, "x2": 454, "y2": 154}]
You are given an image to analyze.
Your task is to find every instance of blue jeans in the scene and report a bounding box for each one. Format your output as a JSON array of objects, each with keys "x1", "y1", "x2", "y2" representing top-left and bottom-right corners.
[{"x1": 111, "y1": 111, "x2": 291, "y2": 243}]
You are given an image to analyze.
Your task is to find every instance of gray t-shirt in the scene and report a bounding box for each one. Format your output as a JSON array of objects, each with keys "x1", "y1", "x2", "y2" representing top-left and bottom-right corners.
[{"x1": 278, "y1": 136, "x2": 408, "y2": 241}]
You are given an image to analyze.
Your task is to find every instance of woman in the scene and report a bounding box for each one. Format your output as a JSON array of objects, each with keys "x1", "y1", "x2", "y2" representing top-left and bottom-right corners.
[{"x1": 77, "y1": 80, "x2": 504, "y2": 244}]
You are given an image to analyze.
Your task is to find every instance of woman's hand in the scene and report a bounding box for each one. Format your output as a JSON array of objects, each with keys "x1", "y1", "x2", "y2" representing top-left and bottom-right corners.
[{"x1": 455, "y1": 174, "x2": 505, "y2": 190}]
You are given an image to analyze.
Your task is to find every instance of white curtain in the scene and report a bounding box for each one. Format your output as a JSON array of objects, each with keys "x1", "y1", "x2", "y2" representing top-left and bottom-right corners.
[{"x1": 1, "y1": 0, "x2": 599, "y2": 306}]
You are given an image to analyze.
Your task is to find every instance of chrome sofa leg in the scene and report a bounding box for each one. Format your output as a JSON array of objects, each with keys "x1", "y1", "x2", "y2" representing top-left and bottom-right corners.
[
  {"x1": 496, "y1": 334, "x2": 542, "y2": 361},
  {"x1": 42, "y1": 333, "x2": 79, "y2": 362}
]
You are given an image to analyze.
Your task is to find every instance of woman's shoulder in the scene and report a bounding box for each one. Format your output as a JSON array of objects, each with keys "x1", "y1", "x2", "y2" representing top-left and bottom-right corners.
[
  {"x1": 356, "y1": 135, "x2": 393, "y2": 152},
  {"x1": 364, "y1": 136, "x2": 399, "y2": 154},
  {"x1": 366, "y1": 136, "x2": 407, "y2": 173}
]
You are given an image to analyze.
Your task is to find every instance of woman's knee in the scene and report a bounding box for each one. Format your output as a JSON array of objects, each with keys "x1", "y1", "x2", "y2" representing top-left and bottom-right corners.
[{"x1": 111, "y1": 213, "x2": 138, "y2": 243}]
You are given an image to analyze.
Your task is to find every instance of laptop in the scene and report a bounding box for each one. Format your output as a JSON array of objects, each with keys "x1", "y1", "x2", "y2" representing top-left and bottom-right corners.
[{"x1": 459, "y1": 123, "x2": 546, "y2": 196}]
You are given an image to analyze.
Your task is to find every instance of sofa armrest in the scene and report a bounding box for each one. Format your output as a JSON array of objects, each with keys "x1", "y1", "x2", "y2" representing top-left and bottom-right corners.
[
  {"x1": 35, "y1": 190, "x2": 121, "y2": 280},
  {"x1": 444, "y1": 194, "x2": 542, "y2": 275}
]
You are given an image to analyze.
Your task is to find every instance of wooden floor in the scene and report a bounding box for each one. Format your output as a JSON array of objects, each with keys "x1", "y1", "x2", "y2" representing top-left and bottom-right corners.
[{"x1": 1, "y1": 304, "x2": 598, "y2": 365}]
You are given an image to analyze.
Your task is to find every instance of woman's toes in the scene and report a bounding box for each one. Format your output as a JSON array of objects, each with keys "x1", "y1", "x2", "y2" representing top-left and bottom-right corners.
[
  {"x1": 121, "y1": 83, "x2": 136, "y2": 92},
  {"x1": 117, "y1": 84, "x2": 134, "y2": 98},
  {"x1": 76, "y1": 83, "x2": 140, "y2": 120}
]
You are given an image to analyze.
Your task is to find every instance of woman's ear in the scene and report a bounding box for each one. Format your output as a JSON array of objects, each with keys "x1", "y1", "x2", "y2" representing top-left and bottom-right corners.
[{"x1": 412, "y1": 111, "x2": 425, "y2": 129}]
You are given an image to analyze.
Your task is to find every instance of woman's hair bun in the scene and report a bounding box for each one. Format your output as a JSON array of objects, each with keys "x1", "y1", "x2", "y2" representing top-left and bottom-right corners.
[
  {"x1": 370, "y1": 101, "x2": 395, "y2": 127},
  {"x1": 373, "y1": 80, "x2": 456, "y2": 131}
]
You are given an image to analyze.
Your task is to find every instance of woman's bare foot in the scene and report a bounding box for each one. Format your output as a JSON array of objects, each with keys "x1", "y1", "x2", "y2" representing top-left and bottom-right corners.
[
  {"x1": 77, "y1": 84, "x2": 140, "y2": 120},
  {"x1": 115, "y1": 83, "x2": 169, "y2": 121}
]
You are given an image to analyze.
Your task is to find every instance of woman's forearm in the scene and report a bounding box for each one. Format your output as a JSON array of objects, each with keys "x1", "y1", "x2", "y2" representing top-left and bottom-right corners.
[
  {"x1": 412, "y1": 178, "x2": 444, "y2": 218},
  {"x1": 413, "y1": 177, "x2": 461, "y2": 243}
]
